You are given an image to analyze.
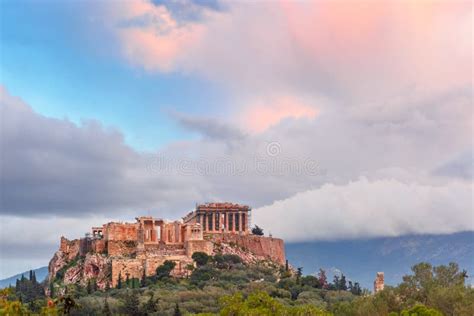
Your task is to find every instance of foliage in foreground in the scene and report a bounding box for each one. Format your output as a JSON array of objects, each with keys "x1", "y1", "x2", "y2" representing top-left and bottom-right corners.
[{"x1": 1, "y1": 257, "x2": 473, "y2": 316}]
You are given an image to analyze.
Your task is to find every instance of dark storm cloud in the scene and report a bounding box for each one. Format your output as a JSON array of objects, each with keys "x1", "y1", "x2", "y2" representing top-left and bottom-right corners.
[
  {"x1": 173, "y1": 112, "x2": 246, "y2": 141},
  {"x1": 0, "y1": 87, "x2": 203, "y2": 217}
]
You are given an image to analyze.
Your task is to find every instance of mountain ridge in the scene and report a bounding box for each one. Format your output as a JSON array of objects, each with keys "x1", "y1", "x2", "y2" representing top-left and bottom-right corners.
[{"x1": 0, "y1": 266, "x2": 48, "y2": 289}]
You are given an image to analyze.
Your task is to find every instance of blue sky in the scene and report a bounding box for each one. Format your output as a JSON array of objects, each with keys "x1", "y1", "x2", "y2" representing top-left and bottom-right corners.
[{"x1": 1, "y1": 0, "x2": 229, "y2": 150}]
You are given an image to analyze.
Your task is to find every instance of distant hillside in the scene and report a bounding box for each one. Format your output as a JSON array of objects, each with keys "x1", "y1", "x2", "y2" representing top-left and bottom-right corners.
[
  {"x1": 0, "y1": 266, "x2": 48, "y2": 288},
  {"x1": 286, "y1": 231, "x2": 474, "y2": 289}
]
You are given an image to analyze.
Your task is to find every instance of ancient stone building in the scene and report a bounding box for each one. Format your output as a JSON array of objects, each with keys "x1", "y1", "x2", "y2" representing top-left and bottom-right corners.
[
  {"x1": 182, "y1": 202, "x2": 251, "y2": 234},
  {"x1": 374, "y1": 272, "x2": 384, "y2": 293},
  {"x1": 49, "y1": 202, "x2": 285, "y2": 289}
]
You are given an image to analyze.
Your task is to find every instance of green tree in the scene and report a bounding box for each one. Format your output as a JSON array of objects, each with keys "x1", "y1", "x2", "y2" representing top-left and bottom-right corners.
[
  {"x1": 296, "y1": 267, "x2": 303, "y2": 284},
  {"x1": 102, "y1": 297, "x2": 112, "y2": 316},
  {"x1": 350, "y1": 282, "x2": 362, "y2": 295},
  {"x1": 332, "y1": 275, "x2": 340, "y2": 290},
  {"x1": 251, "y1": 225, "x2": 264, "y2": 236},
  {"x1": 142, "y1": 292, "x2": 159, "y2": 314},
  {"x1": 174, "y1": 302, "x2": 182, "y2": 316},
  {"x1": 220, "y1": 291, "x2": 330, "y2": 316},
  {"x1": 192, "y1": 252, "x2": 210, "y2": 267},
  {"x1": 156, "y1": 260, "x2": 176, "y2": 280},
  {"x1": 190, "y1": 266, "x2": 220, "y2": 287},
  {"x1": 339, "y1": 274, "x2": 347, "y2": 291},
  {"x1": 125, "y1": 273, "x2": 130, "y2": 288},
  {"x1": 49, "y1": 282, "x2": 55, "y2": 298},
  {"x1": 400, "y1": 304, "x2": 443, "y2": 316},
  {"x1": 301, "y1": 275, "x2": 320, "y2": 288},
  {"x1": 122, "y1": 290, "x2": 141, "y2": 316},
  {"x1": 86, "y1": 279, "x2": 92, "y2": 294},
  {"x1": 117, "y1": 272, "x2": 122, "y2": 289},
  {"x1": 141, "y1": 269, "x2": 147, "y2": 287}
]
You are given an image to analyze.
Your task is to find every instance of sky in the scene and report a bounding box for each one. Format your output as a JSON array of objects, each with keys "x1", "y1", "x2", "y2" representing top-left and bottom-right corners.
[{"x1": 0, "y1": 0, "x2": 472, "y2": 278}]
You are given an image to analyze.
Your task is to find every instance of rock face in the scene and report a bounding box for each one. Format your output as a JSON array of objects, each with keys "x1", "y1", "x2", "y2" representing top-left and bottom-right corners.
[
  {"x1": 49, "y1": 241, "x2": 111, "y2": 290},
  {"x1": 208, "y1": 234, "x2": 286, "y2": 265}
]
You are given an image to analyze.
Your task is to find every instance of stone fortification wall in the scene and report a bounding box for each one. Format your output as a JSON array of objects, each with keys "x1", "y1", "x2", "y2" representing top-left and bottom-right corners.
[
  {"x1": 107, "y1": 240, "x2": 138, "y2": 257},
  {"x1": 185, "y1": 240, "x2": 213, "y2": 257},
  {"x1": 110, "y1": 256, "x2": 192, "y2": 287},
  {"x1": 207, "y1": 234, "x2": 285, "y2": 265},
  {"x1": 104, "y1": 222, "x2": 138, "y2": 241}
]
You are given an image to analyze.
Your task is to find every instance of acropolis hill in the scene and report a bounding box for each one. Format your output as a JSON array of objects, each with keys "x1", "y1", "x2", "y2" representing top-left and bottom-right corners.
[{"x1": 48, "y1": 202, "x2": 285, "y2": 290}]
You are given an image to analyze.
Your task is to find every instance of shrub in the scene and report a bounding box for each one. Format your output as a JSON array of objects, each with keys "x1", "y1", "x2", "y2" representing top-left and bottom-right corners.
[
  {"x1": 400, "y1": 304, "x2": 443, "y2": 316},
  {"x1": 251, "y1": 225, "x2": 264, "y2": 236},
  {"x1": 191, "y1": 267, "x2": 220, "y2": 287}
]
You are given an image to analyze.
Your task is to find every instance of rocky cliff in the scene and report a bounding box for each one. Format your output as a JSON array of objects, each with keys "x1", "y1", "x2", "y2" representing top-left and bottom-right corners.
[
  {"x1": 48, "y1": 238, "x2": 111, "y2": 293},
  {"x1": 47, "y1": 234, "x2": 285, "y2": 292}
]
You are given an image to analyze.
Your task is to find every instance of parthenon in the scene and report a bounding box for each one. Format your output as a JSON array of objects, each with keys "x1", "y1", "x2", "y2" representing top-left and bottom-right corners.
[{"x1": 182, "y1": 202, "x2": 251, "y2": 234}]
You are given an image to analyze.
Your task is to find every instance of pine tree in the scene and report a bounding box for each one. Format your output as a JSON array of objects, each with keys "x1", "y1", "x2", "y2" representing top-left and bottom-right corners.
[
  {"x1": 143, "y1": 292, "x2": 158, "y2": 314},
  {"x1": 296, "y1": 267, "x2": 303, "y2": 284},
  {"x1": 122, "y1": 290, "x2": 141, "y2": 316},
  {"x1": 351, "y1": 282, "x2": 362, "y2": 295},
  {"x1": 339, "y1": 274, "x2": 347, "y2": 291},
  {"x1": 117, "y1": 272, "x2": 122, "y2": 289},
  {"x1": 102, "y1": 297, "x2": 112, "y2": 316},
  {"x1": 49, "y1": 282, "x2": 55, "y2": 298},
  {"x1": 333, "y1": 275, "x2": 340, "y2": 290},
  {"x1": 174, "y1": 302, "x2": 182, "y2": 316},
  {"x1": 141, "y1": 269, "x2": 147, "y2": 287},
  {"x1": 87, "y1": 279, "x2": 92, "y2": 294}
]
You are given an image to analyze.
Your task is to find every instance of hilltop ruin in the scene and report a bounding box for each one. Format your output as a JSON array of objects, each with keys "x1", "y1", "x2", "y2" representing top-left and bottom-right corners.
[{"x1": 48, "y1": 202, "x2": 285, "y2": 290}]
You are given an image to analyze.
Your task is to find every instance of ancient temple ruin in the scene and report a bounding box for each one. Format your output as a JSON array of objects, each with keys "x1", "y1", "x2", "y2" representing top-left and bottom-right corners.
[
  {"x1": 49, "y1": 202, "x2": 285, "y2": 289},
  {"x1": 183, "y1": 202, "x2": 251, "y2": 234}
]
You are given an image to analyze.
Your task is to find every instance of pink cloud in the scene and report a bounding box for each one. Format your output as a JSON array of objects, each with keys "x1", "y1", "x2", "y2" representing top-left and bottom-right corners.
[
  {"x1": 279, "y1": 0, "x2": 472, "y2": 97},
  {"x1": 107, "y1": 0, "x2": 471, "y2": 108},
  {"x1": 119, "y1": 23, "x2": 205, "y2": 72},
  {"x1": 108, "y1": 0, "x2": 207, "y2": 72},
  {"x1": 240, "y1": 96, "x2": 319, "y2": 133}
]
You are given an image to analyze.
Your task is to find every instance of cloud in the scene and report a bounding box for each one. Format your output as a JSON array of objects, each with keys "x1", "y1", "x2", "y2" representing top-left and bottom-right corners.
[
  {"x1": 106, "y1": 0, "x2": 209, "y2": 72},
  {"x1": 0, "y1": 86, "x2": 205, "y2": 217},
  {"x1": 0, "y1": 215, "x2": 112, "y2": 278},
  {"x1": 107, "y1": 1, "x2": 471, "y2": 101},
  {"x1": 173, "y1": 112, "x2": 246, "y2": 141},
  {"x1": 253, "y1": 177, "x2": 473, "y2": 242},
  {"x1": 239, "y1": 95, "x2": 319, "y2": 133}
]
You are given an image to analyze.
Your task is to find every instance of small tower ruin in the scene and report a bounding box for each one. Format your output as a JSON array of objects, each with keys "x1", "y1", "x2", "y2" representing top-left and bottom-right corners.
[{"x1": 373, "y1": 272, "x2": 384, "y2": 293}]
